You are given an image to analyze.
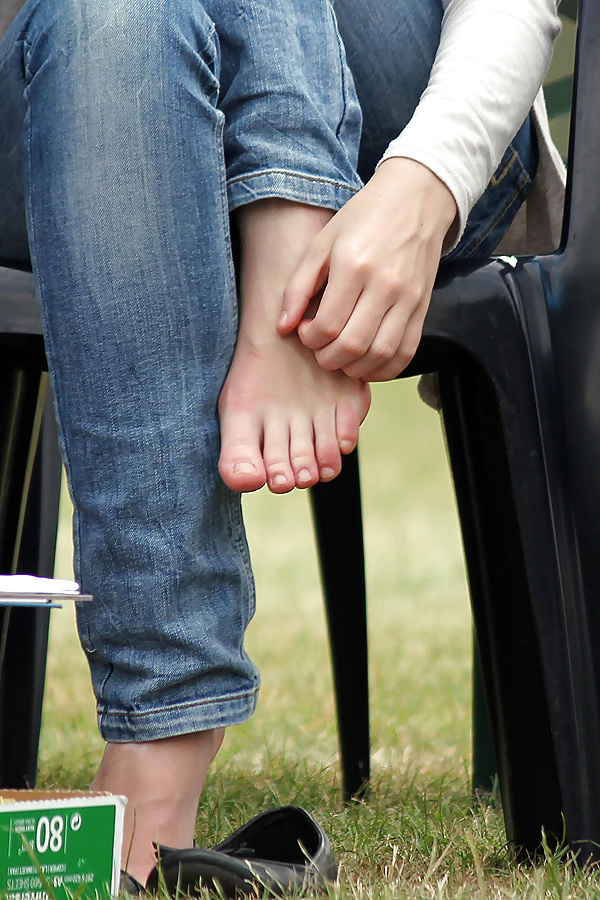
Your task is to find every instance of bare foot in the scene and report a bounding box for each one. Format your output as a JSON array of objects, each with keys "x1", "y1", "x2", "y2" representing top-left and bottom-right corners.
[
  {"x1": 219, "y1": 327, "x2": 370, "y2": 493},
  {"x1": 90, "y1": 729, "x2": 224, "y2": 885},
  {"x1": 218, "y1": 200, "x2": 371, "y2": 494}
]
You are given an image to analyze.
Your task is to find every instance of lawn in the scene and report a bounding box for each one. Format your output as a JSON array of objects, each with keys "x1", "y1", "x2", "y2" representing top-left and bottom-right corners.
[{"x1": 36, "y1": 378, "x2": 600, "y2": 898}]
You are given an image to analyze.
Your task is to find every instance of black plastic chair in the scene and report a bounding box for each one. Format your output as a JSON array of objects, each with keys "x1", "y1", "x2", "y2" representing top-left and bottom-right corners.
[
  {"x1": 310, "y1": 0, "x2": 600, "y2": 861},
  {"x1": 0, "y1": 265, "x2": 62, "y2": 787},
  {"x1": 0, "y1": 0, "x2": 589, "y2": 825}
]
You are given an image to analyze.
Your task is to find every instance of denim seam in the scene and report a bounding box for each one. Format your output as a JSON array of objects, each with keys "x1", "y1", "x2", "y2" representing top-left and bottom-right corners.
[
  {"x1": 215, "y1": 111, "x2": 237, "y2": 330},
  {"x1": 22, "y1": 40, "x2": 88, "y2": 640},
  {"x1": 225, "y1": 489, "x2": 256, "y2": 637},
  {"x1": 5, "y1": 38, "x2": 28, "y2": 89},
  {"x1": 98, "y1": 686, "x2": 259, "y2": 719},
  {"x1": 490, "y1": 149, "x2": 518, "y2": 187},
  {"x1": 332, "y1": 9, "x2": 349, "y2": 142},
  {"x1": 97, "y1": 662, "x2": 115, "y2": 710},
  {"x1": 226, "y1": 168, "x2": 360, "y2": 192}
]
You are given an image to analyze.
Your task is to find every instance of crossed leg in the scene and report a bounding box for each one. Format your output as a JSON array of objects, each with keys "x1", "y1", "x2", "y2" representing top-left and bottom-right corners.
[{"x1": 217, "y1": 0, "x2": 442, "y2": 496}]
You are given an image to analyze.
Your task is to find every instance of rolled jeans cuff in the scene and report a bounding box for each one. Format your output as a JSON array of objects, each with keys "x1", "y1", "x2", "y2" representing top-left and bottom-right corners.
[
  {"x1": 97, "y1": 685, "x2": 260, "y2": 742},
  {"x1": 227, "y1": 168, "x2": 361, "y2": 213}
]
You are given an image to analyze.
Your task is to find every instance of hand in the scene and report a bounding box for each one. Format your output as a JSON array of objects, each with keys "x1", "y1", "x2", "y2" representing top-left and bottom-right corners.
[{"x1": 277, "y1": 158, "x2": 458, "y2": 382}]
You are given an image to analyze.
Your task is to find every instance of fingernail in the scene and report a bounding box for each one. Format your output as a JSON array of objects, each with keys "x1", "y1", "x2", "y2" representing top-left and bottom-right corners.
[
  {"x1": 277, "y1": 311, "x2": 288, "y2": 328},
  {"x1": 233, "y1": 462, "x2": 257, "y2": 474}
]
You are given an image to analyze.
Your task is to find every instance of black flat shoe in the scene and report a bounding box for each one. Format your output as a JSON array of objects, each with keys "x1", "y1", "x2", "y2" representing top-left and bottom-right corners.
[{"x1": 146, "y1": 806, "x2": 337, "y2": 897}]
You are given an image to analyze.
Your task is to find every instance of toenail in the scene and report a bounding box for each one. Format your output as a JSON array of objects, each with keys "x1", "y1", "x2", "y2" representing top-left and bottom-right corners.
[
  {"x1": 233, "y1": 462, "x2": 258, "y2": 474},
  {"x1": 321, "y1": 467, "x2": 335, "y2": 480},
  {"x1": 273, "y1": 473, "x2": 288, "y2": 486},
  {"x1": 298, "y1": 468, "x2": 312, "y2": 483},
  {"x1": 339, "y1": 439, "x2": 354, "y2": 454}
]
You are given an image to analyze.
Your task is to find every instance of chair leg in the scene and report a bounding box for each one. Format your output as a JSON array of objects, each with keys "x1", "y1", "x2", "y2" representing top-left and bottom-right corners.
[
  {"x1": 471, "y1": 632, "x2": 498, "y2": 795},
  {"x1": 0, "y1": 605, "x2": 51, "y2": 787},
  {"x1": 310, "y1": 448, "x2": 370, "y2": 800},
  {"x1": 438, "y1": 361, "x2": 564, "y2": 855},
  {"x1": 0, "y1": 360, "x2": 61, "y2": 788}
]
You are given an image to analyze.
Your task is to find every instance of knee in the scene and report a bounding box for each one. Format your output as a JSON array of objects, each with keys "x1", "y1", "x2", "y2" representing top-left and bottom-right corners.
[{"x1": 31, "y1": 0, "x2": 217, "y2": 87}]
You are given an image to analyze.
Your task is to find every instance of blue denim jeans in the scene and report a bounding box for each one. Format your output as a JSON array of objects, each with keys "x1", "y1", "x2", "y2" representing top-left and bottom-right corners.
[
  {"x1": 0, "y1": 0, "x2": 362, "y2": 741},
  {"x1": 0, "y1": 0, "x2": 536, "y2": 742}
]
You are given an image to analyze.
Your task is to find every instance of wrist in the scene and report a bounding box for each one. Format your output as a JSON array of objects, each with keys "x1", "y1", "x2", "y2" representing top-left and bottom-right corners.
[{"x1": 375, "y1": 157, "x2": 458, "y2": 236}]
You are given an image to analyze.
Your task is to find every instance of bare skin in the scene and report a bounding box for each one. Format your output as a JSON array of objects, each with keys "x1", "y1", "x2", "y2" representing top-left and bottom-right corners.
[
  {"x1": 218, "y1": 199, "x2": 371, "y2": 494},
  {"x1": 90, "y1": 728, "x2": 224, "y2": 885},
  {"x1": 279, "y1": 158, "x2": 458, "y2": 382}
]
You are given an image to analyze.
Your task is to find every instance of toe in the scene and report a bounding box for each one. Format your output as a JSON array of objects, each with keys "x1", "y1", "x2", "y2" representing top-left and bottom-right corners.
[
  {"x1": 314, "y1": 411, "x2": 342, "y2": 482},
  {"x1": 335, "y1": 382, "x2": 371, "y2": 455},
  {"x1": 289, "y1": 416, "x2": 320, "y2": 489},
  {"x1": 218, "y1": 408, "x2": 267, "y2": 493},
  {"x1": 263, "y1": 420, "x2": 296, "y2": 494}
]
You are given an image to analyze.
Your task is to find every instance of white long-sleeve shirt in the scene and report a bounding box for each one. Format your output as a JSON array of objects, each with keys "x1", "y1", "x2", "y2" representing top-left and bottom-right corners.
[{"x1": 379, "y1": 0, "x2": 562, "y2": 246}]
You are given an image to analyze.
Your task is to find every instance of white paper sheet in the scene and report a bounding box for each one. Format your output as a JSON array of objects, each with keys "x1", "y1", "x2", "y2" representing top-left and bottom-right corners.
[{"x1": 0, "y1": 575, "x2": 92, "y2": 604}]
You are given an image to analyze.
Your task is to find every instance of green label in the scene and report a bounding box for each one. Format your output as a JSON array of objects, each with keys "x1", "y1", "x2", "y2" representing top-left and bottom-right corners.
[{"x1": 0, "y1": 804, "x2": 116, "y2": 900}]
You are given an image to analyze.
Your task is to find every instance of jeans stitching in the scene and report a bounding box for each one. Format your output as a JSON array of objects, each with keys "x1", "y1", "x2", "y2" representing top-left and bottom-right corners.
[
  {"x1": 490, "y1": 149, "x2": 518, "y2": 186},
  {"x1": 225, "y1": 486, "x2": 256, "y2": 636},
  {"x1": 226, "y1": 167, "x2": 361, "y2": 192},
  {"x1": 332, "y1": 3, "x2": 349, "y2": 142},
  {"x1": 99, "y1": 686, "x2": 260, "y2": 718}
]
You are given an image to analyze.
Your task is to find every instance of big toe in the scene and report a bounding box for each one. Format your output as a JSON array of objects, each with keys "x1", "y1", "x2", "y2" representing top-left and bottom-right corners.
[{"x1": 218, "y1": 411, "x2": 266, "y2": 493}]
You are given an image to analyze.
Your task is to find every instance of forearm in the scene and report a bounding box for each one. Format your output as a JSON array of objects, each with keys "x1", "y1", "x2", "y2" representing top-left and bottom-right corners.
[{"x1": 378, "y1": 0, "x2": 561, "y2": 245}]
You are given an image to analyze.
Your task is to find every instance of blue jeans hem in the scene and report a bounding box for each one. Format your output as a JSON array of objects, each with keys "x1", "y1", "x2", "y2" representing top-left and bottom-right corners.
[
  {"x1": 227, "y1": 169, "x2": 362, "y2": 213},
  {"x1": 97, "y1": 686, "x2": 260, "y2": 742}
]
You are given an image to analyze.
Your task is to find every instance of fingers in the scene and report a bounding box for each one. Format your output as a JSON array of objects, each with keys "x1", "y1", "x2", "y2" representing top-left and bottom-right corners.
[
  {"x1": 299, "y1": 275, "x2": 430, "y2": 381},
  {"x1": 355, "y1": 305, "x2": 429, "y2": 382},
  {"x1": 279, "y1": 158, "x2": 458, "y2": 384},
  {"x1": 278, "y1": 243, "x2": 329, "y2": 334},
  {"x1": 279, "y1": 221, "x2": 367, "y2": 342},
  {"x1": 289, "y1": 224, "x2": 435, "y2": 381},
  {"x1": 295, "y1": 251, "x2": 364, "y2": 351}
]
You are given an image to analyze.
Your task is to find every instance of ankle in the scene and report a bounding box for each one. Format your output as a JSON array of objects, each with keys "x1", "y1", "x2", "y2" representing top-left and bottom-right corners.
[{"x1": 91, "y1": 729, "x2": 225, "y2": 883}]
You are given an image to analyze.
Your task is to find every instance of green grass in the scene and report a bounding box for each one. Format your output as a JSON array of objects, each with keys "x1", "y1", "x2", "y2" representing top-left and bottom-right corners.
[{"x1": 36, "y1": 379, "x2": 600, "y2": 899}]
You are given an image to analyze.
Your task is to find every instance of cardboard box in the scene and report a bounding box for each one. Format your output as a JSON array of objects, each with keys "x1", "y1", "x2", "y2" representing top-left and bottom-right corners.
[{"x1": 0, "y1": 790, "x2": 126, "y2": 900}]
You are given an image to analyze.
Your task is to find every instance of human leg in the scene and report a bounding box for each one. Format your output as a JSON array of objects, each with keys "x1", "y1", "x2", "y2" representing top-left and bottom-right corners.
[
  {"x1": 1, "y1": 0, "x2": 365, "y2": 878},
  {"x1": 333, "y1": 0, "x2": 444, "y2": 183},
  {"x1": 332, "y1": 0, "x2": 538, "y2": 395},
  {"x1": 91, "y1": 730, "x2": 225, "y2": 882},
  {"x1": 214, "y1": 0, "x2": 370, "y2": 494},
  {"x1": 1, "y1": 0, "x2": 256, "y2": 879}
]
